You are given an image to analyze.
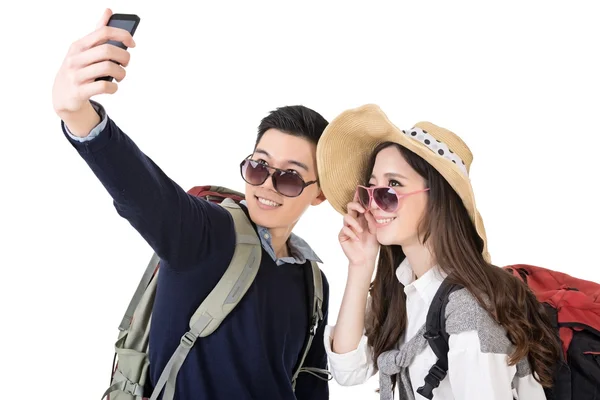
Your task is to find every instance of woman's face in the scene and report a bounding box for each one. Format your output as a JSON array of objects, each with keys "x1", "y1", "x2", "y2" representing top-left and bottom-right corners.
[{"x1": 366, "y1": 145, "x2": 429, "y2": 247}]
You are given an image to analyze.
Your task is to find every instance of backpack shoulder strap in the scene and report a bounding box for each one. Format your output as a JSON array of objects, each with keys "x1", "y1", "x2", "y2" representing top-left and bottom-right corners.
[
  {"x1": 149, "y1": 199, "x2": 262, "y2": 400},
  {"x1": 118, "y1": 252, "x2": 161, "y2": 331},
  {"x1": 416, "y1": 278, "x2": 462, "y2": 400},
  {"x1": 191, "y1": 198, "x2": 262, "y2": 336},
  {"x1": 291, "y1": 260, "x2": 332, "y2": 390},
  {"x1": 103, "y1": 253, "x2": 160, "y2": 399},
  {"x1": 117, "y1": 189, "x2": 246, "y2": 333},
  {"x1": 309, "y1": 260, "x2": 324, "y2": 327}
]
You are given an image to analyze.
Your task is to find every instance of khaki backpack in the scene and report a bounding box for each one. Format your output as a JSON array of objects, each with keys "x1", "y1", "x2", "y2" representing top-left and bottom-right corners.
[{"x1": 101, "y1": 186, "x2": 330, "y2": 400}]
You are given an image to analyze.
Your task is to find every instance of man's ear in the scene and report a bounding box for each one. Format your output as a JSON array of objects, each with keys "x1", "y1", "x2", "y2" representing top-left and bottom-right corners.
[{"x1": 311, "y1": 188, "x2": 326, "y2": 206}]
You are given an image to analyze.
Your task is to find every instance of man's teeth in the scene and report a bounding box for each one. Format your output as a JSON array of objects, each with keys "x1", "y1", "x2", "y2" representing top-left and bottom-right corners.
[
  {"x1": 376, "y1": 218, "x2": 395, "y2": 224},
  {"x1": 258, "y1": 197, "x2": 281, "y2": 207}
]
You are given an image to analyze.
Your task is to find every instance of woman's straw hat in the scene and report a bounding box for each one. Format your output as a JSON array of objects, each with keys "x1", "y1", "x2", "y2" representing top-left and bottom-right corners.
[{"x1": 317, "y1": 104, "x2": 490, "y2": 262}]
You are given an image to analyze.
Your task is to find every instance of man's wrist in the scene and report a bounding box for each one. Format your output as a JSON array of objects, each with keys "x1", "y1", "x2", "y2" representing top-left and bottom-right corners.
[{"x1": 61, "y1": 101, "x2": 101, "y2": 138}]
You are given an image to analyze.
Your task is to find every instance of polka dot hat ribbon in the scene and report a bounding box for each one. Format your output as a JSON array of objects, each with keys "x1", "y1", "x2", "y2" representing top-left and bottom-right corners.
[{"x1": 403, "y1": 127, "x2": 468, "y2": 176}]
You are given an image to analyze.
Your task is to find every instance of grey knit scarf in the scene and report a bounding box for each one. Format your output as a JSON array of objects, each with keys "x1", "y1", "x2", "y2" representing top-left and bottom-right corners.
[{"x1": 376, "y1": 324, "x2": 429, "y2": 400}]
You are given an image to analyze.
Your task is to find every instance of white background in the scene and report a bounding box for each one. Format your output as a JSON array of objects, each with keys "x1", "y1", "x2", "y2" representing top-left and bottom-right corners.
[{"x1": 1, "y1": 1, "x2": 599, "y2": 399}]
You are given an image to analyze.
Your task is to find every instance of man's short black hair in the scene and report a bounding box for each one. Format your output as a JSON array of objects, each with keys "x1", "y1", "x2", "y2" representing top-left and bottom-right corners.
[{"x1": 255, "y1": 105, "x2": 328, "y2": 147}]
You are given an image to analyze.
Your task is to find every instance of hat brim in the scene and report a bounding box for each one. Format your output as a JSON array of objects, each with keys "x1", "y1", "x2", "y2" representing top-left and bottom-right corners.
[{"x1": 317, "y1": 104, "x2": 490, "y2": 261}]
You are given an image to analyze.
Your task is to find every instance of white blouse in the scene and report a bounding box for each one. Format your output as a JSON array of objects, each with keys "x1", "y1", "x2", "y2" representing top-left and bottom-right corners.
[{"x1": 324, "y1": 259, "x2": 548, "y2": 399}]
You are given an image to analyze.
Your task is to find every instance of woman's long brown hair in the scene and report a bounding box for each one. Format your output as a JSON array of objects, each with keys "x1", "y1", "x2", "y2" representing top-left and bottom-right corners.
[{"x1": 364, "y1": 142, "x2": 561, "y2": 387}]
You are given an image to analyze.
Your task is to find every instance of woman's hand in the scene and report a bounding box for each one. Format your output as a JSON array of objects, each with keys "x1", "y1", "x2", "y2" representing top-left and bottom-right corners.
[{"x1": 338, "y1": 200, "x2": 379, "y2": 273}]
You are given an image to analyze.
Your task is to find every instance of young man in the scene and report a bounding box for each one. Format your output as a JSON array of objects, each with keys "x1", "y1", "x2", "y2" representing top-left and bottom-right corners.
[{"x1": 52, "y1": 9, "x2": 330, "y2": 400}]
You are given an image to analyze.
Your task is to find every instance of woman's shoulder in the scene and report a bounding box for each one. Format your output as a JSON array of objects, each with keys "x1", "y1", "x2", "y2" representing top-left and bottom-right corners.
[
  {"x1": 444, "y1": 288, "x2": 535, "y2": 381},
  {"x1": 444, "y1": 288, "x2": 511, "y2": 351}
]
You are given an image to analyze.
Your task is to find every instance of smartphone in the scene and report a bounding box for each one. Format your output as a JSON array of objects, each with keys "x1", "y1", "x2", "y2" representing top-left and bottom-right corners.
[{"x1": 96, "y1": 13, "x2": 140, "y2": 82}]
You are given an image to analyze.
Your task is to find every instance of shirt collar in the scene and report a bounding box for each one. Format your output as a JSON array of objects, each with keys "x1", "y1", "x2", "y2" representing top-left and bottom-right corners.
[
  {"x1": 395, "y1": 258, "x2": 447, "y2": 304},
  {"x1": 240, "y1": 200, "x2": 322, "y2": 266}
]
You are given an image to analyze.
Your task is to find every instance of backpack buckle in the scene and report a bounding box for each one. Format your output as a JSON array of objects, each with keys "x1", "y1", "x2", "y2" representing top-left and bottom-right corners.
[
  {"x1": 426, "y1": 364, "x2": 447, "y2": 382},
  {"x1": 181, "y1": 331, "x2": 197, "y2": 348},
  {"x1": 416, "y1": 364, "x2": 447, "y2": 399},
  {"x1": 123, "y1": 381, "x2": 143, "y2": 397},
  {"x1": 309, "y1": 316, "x2": 319, "y2": 335}
]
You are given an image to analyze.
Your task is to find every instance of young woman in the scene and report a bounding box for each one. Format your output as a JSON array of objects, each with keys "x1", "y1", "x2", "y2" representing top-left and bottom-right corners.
[{"x1": 316, "y1": 105, "x2": 560, "y2": 399}]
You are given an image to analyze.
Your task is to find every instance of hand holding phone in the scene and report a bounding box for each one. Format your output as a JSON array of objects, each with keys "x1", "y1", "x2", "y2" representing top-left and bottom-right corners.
[
  {"x1": 96, "y1": 13, "x2": 140, "y2": 82},
  {"x1": 52, "y1": 9, "x2": 140, "y2": 134}
]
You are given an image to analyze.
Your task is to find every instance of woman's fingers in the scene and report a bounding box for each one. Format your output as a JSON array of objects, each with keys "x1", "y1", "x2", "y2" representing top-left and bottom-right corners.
[
  {"x1": 364, "y1": 211, "x2": 377, "y2": 235},
  {"x1": 343, "y1": 213, "x2": 363, "y2": 234},
  {"x1": 340, "y1": 226, "x2": 360, "y2": 242}
]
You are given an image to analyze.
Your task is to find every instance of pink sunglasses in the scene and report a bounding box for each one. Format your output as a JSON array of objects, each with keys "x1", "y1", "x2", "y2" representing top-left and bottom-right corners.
[{"x1": 356, "y1": 186, "x2": 430, "y2": 213}]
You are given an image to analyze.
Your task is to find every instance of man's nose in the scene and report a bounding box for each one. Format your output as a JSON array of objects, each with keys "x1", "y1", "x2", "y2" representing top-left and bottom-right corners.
[{"x1": 260, "y1": 173, "x2": 277, "y2": 192}]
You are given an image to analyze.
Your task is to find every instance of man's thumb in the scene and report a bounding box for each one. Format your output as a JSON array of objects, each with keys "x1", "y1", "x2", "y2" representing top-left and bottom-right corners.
[{"x1": 96, "y1": 8, "x2": 112, "y2": 29}]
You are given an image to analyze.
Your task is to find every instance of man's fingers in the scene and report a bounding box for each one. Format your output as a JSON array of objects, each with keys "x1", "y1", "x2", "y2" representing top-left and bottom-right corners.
[
  {"x1": 74, "y1": 26, "x2": 136, "y2": 54},
  {"x1": 76, "y1": 61, "x2": 126, "y2": 83},
  {"x1": 78, "y1": 80, "x2": 119, "y2": 99},
  {"x1": 96, "y1": 8, "x2": 113, "y2": 29},
  {"x1": 71, "y1": 44, "x2": 131, "y2": 69}
]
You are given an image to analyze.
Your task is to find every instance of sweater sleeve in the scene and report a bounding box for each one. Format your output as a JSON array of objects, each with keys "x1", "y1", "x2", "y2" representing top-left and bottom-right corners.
[{"x1": 62, "y1": 101, "x2": 234, "y2": 269}]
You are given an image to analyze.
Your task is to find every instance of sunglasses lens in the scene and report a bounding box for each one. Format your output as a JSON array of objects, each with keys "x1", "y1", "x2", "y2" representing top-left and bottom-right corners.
[
  {"x1": 357, "y1": 187, "x2": 371, "y2": 208},
  {"x1": 242, "y1": 160, "x2": 269, "y2": 185},
  {"x1": 272, "y1": 171, "x2": 305, "y2": 197},
  {"x1": 373, "y1": 187, "x2": 398, "y2": 212}
]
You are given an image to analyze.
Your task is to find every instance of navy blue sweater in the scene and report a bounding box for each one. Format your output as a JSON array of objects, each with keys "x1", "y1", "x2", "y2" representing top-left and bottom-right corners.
[{"x1": 63, "y1": 115, "x2": 329, "y2": 400}]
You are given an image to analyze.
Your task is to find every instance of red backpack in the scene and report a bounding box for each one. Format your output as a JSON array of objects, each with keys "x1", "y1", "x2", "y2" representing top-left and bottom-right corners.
[{"x1": 417, "y1": 264, "x2": 600, "y2": 400}]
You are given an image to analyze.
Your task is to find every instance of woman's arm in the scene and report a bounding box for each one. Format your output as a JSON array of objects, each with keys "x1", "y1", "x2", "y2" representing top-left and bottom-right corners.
[{"x1": 324, "y1": 299, "x2": 376, "y2": 386}]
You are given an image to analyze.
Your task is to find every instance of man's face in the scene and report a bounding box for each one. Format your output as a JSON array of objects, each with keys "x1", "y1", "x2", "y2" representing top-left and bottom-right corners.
[{"x1": 243, "y1": 128, "x2": 325, "y2": 231}]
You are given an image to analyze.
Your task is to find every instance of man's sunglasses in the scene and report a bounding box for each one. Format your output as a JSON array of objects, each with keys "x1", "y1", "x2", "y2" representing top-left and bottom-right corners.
[
  {"x1": 240, "y1": 157, "x2": 317, "y2": 198},
  {"x1": 356, "y1": 186, "x2": 430, "y2": 213}
]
